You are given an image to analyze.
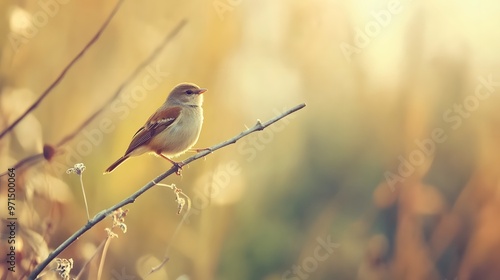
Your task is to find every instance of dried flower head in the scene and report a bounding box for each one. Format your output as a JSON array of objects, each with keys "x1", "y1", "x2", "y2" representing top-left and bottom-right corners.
[
  {"x1": 111, "y1": 208, "x2": 128, "y2": 234},
  {"x1": 66, "y1": 163, "x2": 86, "y2": 175},
  {"x1": 174, "y1": 186, "x2": 189, "y2": 215},
  {"x1": 176, "y1": 197, "x2": 186, "y2": 214},
  {"x1": 55, "y1": 258, "x2": 73, "y2": 280}
]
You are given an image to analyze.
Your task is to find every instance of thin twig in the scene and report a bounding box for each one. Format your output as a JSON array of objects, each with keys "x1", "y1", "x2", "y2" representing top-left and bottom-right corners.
[
  {"x1": 97, "y1": 237, "x2": 112, "y2": 280},
  {"x1": 0, "y1": 0, "x2": 125, "y2": 140},
  {"x1": 0, "y1": 19, "x2": 188, "y2": 178},
  {"x1": 74, "y1": 238, "x2": 108, "y2": 280},
  {"x1": 0, "y1": 153, "x2": 44, "y2": 177},
  {"x1": 28, "y1": 103, "x2": 306, "y2": 279},
  {"x1": 80, "y1": 174, "x2": 91, "y2": 221}
]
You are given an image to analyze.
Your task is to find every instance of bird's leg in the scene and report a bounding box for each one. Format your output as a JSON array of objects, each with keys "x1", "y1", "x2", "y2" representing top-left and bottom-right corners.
[{"x1": 157, "y1": 153, "x2": 184, "y2": 175}]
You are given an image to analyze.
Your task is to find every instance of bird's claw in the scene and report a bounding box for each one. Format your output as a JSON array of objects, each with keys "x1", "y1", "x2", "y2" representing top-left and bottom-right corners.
[{"x1": 173, "y1": 162, "x2": 184, "y2": 176}]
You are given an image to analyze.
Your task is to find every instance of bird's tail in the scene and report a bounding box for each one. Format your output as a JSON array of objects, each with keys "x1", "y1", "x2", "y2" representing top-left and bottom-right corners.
[{"x1": 104, "y1": 155, "x2": 129, "y2": 174}]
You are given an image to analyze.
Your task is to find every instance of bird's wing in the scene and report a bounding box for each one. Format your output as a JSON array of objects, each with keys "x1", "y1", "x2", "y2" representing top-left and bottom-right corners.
[{"x1": 124, "y1": 106, "x2": 182, "y2": 155}]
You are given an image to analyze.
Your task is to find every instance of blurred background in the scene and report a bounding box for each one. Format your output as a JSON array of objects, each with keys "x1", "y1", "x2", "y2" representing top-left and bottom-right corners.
[{"x1": 1, "y1": 0, "x2": 500, "y2": 279}]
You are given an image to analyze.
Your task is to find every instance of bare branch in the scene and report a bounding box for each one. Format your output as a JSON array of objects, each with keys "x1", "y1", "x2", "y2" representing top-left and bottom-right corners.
[
  {"x1": 0, "y1": 19, "x2": 188, "y2": 178},
  {"x1": 28, "y1": 103, "x2": 306, "y2": 279},
  {"x1": 0, "y1": 0, "x2": 125, "y2": 139}
]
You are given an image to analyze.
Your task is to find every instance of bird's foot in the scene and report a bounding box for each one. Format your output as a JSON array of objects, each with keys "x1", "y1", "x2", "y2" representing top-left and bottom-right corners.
[
  {"x1": 157, "y1": 153, "x2": 184, "y2": 176},
  {"x1": 172, "y1": 161, "x2": 184, "y2": 176}
]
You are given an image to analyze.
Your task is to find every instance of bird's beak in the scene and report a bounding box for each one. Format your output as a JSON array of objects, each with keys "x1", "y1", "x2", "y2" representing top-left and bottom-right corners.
[{"x1": 198, "y1": 88, "x2": 207, "y2": 94}]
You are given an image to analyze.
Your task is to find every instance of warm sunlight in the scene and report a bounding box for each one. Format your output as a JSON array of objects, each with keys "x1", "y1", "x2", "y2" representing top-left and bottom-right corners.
[{"x1": 1, "y1": 0, "x2": 500, "y2": 279}]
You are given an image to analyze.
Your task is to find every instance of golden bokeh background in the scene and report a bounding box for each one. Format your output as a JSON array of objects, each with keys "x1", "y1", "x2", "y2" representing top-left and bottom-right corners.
[{"x1": 1, "y1": 0, "x2": 500, "y2": 279}]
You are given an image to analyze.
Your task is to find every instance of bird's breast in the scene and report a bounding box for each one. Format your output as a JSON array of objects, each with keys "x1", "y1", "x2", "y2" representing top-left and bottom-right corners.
[{"x1": 148, "y1": 107, "x2": 203, "y2": 156}]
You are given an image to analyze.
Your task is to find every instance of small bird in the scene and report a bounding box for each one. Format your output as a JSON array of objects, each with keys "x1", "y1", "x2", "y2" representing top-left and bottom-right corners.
[{"x1": 104, "y1": 83, "x2": 206, "y2": 174}]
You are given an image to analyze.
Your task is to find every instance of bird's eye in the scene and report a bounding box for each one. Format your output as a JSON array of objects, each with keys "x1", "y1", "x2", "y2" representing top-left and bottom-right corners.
[{"x1": 186, "y1": 90, "x2": 194, "y2": 95}]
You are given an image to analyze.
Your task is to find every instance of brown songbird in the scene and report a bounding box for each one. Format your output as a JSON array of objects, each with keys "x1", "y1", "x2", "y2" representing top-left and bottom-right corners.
[{"x1": 104, "y1": 83, "x2": 206, "y2": 174}]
